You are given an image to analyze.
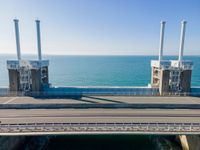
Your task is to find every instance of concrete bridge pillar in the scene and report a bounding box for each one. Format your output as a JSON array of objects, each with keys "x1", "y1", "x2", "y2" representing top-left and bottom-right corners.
[{"x1": 179, "y1": 135, "x2": 189, "y2": 150}]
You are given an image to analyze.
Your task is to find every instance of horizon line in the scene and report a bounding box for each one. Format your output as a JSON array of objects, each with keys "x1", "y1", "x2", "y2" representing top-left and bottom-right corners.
[{"x1": 0, "y1": 53, "x2": 199, "y2": 57}]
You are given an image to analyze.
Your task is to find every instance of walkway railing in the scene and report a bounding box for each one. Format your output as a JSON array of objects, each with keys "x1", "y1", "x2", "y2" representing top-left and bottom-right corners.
[
  {"x1": 0, "y1": 91, "x2": 200, "y2": 97},
  {"x1": 0, "y1": 122, "x2": 200, "y2": 135},
  {"x1": 28, "y1": 91, "x2": 200, "y2": 97}
]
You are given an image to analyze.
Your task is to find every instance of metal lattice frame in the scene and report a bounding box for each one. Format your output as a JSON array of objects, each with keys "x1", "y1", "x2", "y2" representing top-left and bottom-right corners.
[
  {"x1": 169, "y1": 68, "x2": 182, "y2": 93},
  {"x1": 19, "y1": 66, "x2": 32, "y2": 92}
]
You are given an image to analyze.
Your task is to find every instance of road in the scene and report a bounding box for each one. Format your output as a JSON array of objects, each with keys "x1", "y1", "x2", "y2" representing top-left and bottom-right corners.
[{"x1": 0, "y1": 96, "x2": 200, "y2": 135}]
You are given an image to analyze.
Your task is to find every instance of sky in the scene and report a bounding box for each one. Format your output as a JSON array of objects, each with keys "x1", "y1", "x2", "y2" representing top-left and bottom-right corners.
[{"x1": 0, "y1": 0, "x2": 199, "y2": 56}]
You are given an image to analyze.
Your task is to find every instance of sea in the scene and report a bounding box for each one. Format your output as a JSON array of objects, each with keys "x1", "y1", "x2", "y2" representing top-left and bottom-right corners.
[
  {"x1": 0, "y1": 54, "x2": 199, "y2": 150},
  {"x1": 0, "y1": 55, "x2": 199, "y2": 87}
]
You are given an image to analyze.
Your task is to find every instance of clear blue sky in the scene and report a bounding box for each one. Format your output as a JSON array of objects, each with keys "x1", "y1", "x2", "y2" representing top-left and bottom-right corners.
[{"x1": 0, "y1": 0, "x2": 199, "y2": 55}]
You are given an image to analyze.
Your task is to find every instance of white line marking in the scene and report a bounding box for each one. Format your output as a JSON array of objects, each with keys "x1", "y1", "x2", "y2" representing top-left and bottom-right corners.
[{"x1": 3, "y1": 97, "x2": 18, "y2": 104}]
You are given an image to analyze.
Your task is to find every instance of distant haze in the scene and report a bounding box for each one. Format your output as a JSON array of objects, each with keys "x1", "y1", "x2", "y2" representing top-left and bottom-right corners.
[{"x1": 0, "y1": 0, "x2": 199, "y2": 55}]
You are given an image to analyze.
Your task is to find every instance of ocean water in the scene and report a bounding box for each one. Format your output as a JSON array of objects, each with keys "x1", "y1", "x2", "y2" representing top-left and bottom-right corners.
[{"x1": 0, "y1": 55, "x2": 199, "y2": 87}]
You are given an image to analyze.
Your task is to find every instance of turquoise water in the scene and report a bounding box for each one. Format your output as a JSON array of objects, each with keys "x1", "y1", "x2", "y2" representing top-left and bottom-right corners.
[{"x1": 0, "y1": 55, "x2": 199, "y2": 86}]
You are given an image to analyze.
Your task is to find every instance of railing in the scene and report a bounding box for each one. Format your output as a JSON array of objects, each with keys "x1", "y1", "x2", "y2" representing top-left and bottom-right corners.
[
  {"x1": 0, "y1": 85, "x2": 199, "y2": 97},
  {"x1": 0, "y1": 122, "x2": 200, "y2": 135},
  {"x1": 0, "y1": 91, "x2": 200, "y2": 97},
  {"x1": 27, "y1": 91, "x2": 159, "y2": 97}
]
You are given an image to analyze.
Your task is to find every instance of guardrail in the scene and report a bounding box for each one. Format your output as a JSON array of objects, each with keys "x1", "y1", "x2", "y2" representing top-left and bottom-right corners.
[
  {"x1": 0, "y1": 87, "x2": 199, "y2": 97},
  {"x1": 28, "y1": 91, "x2": 160, "y2": 97},
  {"x1": 0, "y1": 122, "x2": 200, "y2": 135},
  {"x1": 0, "y1": 91, "x2": 200, "y2": 97},
  {"x1": 26, "y1": 90, "x2": 200, "y2": 97}
]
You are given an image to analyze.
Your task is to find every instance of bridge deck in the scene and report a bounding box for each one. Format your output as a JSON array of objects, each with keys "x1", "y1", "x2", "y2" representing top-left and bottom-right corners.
[{"x1": 0, "y1": 96, "x2": 200, "y2": 135}]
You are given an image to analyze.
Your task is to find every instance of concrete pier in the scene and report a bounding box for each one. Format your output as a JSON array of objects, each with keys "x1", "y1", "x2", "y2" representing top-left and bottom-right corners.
[
  {"x1": 179, "y1": 135, "x2": 189, "y2": 150},
  {"x1": 7, "y1": 19, "x2": 49, "y2": 92},
  {"x1": 7, "y1": 60, "x2": 49, "y2": 92},
  {"x1": 151, "y1": 21, "x2": 193, "y2": 95}
]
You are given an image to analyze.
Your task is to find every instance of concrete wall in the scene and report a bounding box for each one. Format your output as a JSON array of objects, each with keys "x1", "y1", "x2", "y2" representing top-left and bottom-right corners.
[
  {"x1": 8, "y1": 67, "x2": 49, "y2": 92},
  {"x1": 159, "y1": 70, "x2": 170, "y2": 95},
  {"x1": 31, "y1": 67, "x2": 49, "y2": 92},
  {"x1": 8, "y1": 70, "x2": 20, "y2": 91},
  {"x1": 181, "y1": 70, "x2": 192, "y2": 93},
  {"x1": 31, "y1": 69, "x2": 41, "y2": 91}
]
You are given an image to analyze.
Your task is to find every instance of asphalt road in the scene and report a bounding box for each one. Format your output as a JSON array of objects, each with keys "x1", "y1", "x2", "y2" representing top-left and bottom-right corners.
[{"x1": 0, "y1": 108, "x2": 200, "y2": 124}]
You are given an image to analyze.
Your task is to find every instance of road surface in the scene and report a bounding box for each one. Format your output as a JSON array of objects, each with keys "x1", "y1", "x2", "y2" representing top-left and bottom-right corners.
[{"x1": 0, "y1": 96, "x2": 200, "y2": 135}]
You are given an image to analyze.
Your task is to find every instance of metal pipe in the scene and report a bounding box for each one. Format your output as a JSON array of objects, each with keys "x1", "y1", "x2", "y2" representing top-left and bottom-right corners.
[
  {"x1": 159, "y1": 21, "x2": 166, "y2": 62},
  {"x1": 36, "y1": 20, "x2": 42, "y2": 61},
  {"x1": 13, "y1": 19, "x2": 21, "y2": 60},
  {"x1": 178, "y1": 20, "x2": 187, "y2": 63}
]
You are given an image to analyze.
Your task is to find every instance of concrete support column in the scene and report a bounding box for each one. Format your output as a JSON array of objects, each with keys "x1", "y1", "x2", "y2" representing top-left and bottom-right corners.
[
  {"x1": 159, "y1": 21, "x2": 166, "y2": 63},
  {"x1": 36, "y1": 20, "x2": 42, "y2": 61},
  {"x1": 179, "y1": 135, "x2": 189, "y2": 150},
  {"x1": 13, "y1": 19, "x2": 21, "y2": 60},
  {"x1": 178, "y1": 21, "x2": 187, "y2": 64}
]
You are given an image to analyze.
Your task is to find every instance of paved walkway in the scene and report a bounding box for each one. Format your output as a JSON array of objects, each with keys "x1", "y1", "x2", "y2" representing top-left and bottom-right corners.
[{"x1": 0, "y1": 96, "x2": 199, "y2": 105}]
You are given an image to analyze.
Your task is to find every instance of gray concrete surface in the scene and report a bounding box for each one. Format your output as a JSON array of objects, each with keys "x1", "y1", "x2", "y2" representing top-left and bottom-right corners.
[{"x1": 0, "y1": 96, "x2": 200, "y2": 105}]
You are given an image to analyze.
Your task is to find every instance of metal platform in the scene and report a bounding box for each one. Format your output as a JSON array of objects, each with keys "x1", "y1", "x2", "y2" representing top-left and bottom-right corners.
[{"x1": 7, "y1": 60, "x2": 49, "y2": 70}]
